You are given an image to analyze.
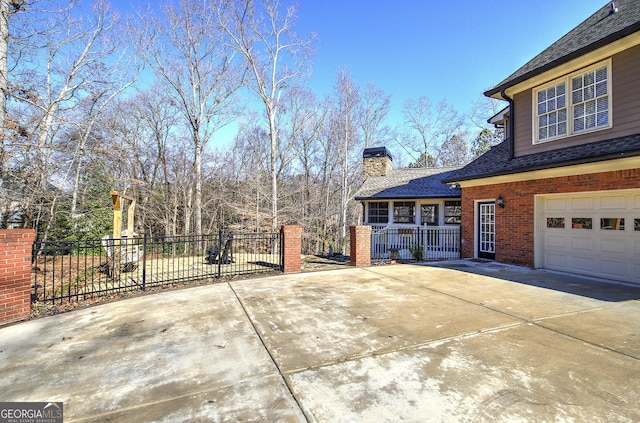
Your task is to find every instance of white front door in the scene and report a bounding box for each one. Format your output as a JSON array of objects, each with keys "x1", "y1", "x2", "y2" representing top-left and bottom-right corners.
[{"x1": 478, "y1": 202, "x2": 496, "y2": 260}]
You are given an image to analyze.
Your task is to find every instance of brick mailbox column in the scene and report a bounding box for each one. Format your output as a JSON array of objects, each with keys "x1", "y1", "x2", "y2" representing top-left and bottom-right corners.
[
  {"x1": 350, "y1": 225, "x2": 371, "y2": 267},
  {"x1": 281, "y1": 225, "x2": 302, "y2": 273},
  {"x1": 0, "y1": 229, "x2": 36, "y2": 326}
]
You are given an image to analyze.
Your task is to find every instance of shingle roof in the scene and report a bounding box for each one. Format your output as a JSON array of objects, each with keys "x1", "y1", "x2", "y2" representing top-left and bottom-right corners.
[
  {"x1": 485, "y1": 0, "x2": 640, "y2": 97},
  {"x1": 442, "y1": 134, "x2": 640, "y2": 183},
  {"x1": 355, "y1": 167, "x2": 461, "y2": 200}
]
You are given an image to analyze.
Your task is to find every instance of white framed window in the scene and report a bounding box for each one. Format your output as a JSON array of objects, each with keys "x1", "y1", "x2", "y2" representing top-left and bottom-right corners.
[{"x1": 533, "y1": 60, "x2": 611, "y2": 143}]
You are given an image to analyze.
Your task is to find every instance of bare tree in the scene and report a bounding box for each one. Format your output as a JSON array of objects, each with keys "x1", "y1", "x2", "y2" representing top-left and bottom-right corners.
[
  {"x1": 334, "y1": 68, "x2": 360, "y2": 253},
  {"x1": 359, "y1": 82, "x2": 391, "y2": 148},
  {"x1": 217, "y1": 0, "x2": 315, "y2": 231},
  {"x1": 399, "y1": 97, "x2": 465, "y2": 167},
  {"x1": 135, "y1": 0, "x2": 242, "y2": 235}
]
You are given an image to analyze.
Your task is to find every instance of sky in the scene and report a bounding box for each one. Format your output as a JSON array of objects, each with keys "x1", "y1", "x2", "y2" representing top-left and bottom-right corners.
[{"x1": 110, "y1": 0, "x2": 608, "y2": 145}]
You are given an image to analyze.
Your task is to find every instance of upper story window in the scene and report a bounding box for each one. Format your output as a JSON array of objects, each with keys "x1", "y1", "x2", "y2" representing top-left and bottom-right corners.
[
  {"x1": 393, "y1": 201, "x2": 415, "y2": 224},
  {"x1": 534, "y1": 60, "x2": 610, "y2": 143},
  {"x1": 368, "y1": 202, "x2": 388, "y2": 224}
]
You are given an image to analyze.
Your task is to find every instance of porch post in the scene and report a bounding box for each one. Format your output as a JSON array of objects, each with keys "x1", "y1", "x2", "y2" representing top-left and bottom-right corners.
[{"x1": 349, "y1": 225, "x2": 371, "y2": 267}]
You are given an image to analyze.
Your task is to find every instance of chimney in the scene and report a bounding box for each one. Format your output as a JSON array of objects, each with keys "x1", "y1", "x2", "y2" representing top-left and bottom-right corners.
[{"x1": 363, "y1": 147, "x2": 393, "y2": 178}]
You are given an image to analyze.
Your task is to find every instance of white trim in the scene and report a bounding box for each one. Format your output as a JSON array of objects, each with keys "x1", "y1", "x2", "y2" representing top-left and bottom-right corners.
[
  {"x1": 532, "y1": 59, "x2": 612, "y2": 144},
  {"x1": 473, "y1": 198, "x2": 495, "y2": 259}
]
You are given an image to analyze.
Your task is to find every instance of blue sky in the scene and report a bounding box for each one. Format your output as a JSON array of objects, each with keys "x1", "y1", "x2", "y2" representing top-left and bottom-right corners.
[
  {"x1": 110, "y1": 0, "x2": 608, "y2": 143},
  {"x1": 293, "y1": 0, "x2": 607, "y2": 119}
]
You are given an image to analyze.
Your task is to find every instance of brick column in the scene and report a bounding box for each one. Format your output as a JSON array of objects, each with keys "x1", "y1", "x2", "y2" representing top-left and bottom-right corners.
[
  {"x1": 350, "y1": 225, "x2": 371, "y2": 267},
  {"x1": 0, "y1": 229, "x2": 35, "y2": 326},
  {"x1": 281, "y1": 225, "x2": 302, "y2": 274}
]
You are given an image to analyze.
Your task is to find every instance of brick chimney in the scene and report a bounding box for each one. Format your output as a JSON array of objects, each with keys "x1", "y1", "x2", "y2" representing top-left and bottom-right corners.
[{"x1": 363, "y1": 147, "x2": 393, "y2": 178}]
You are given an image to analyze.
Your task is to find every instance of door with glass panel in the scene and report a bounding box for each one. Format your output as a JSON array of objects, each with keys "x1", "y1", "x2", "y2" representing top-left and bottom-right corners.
[{"x1": 478, "y1": 202, "x2": 496, "y2": 260}]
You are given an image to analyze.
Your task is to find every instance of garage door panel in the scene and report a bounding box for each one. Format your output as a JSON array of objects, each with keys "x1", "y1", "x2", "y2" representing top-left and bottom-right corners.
[
  {"x1": 570, "y1": 237, "x2": 594, "y2": 251},
  {"x1": 599, "y1": 195, "x2": 627, "y2": 209},
  {"x1": 571, "y1": 197, "x2": 594, "y2": 210},
  {"x1": 599, "y1": 238, "x2": 626, "y2": 254},
  {"x1": 540, "y1": 190, "x2": 640, "y2": 284},
  {"x1": 571, "y1": 256, "x2": 596, "y2": 272},
  {"x1": 600, "y1": 260, "x2": 628, "y2": 278},
  {"x1": 545, "y1": 234, "x2": 566, "y2": 248}
]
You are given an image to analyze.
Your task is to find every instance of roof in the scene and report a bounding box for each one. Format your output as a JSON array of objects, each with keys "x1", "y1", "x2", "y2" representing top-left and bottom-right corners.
[
  {"x1": 442, "y1": 133, "x2": 640, "y2": 183},
  {"x1": 485, "y1": 0, "x2": 640, "y2": 97},
  {"x1": 355, "y1": 167, "x2": 461, "y2": 201}
]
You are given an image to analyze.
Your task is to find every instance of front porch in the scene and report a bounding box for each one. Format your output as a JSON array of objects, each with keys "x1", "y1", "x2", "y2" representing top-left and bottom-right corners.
[{"x1": 370, "y1": 225, "x2": 461, "y2": 261}]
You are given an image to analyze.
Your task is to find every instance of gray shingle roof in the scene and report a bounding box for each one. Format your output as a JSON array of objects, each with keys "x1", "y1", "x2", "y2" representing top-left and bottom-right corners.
[
  {"x1": 442, "y1": 134, "x2": 640, "y2": 183},
  {"x1": 355, "y1": 167, "x2": 461, "y2": 200},
  {"x1": 485, "y1": 0, "x2": 640, "y2": 97}
]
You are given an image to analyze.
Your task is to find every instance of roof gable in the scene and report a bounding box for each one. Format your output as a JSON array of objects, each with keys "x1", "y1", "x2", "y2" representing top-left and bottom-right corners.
[{"x1": 485, "y1": 0, "x2": 640, "y2": 97}]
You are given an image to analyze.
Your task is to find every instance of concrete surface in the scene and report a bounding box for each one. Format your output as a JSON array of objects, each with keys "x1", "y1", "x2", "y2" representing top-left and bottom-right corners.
[{"x1": 1, "y1": 260, "x2": 639, "y2": 422}]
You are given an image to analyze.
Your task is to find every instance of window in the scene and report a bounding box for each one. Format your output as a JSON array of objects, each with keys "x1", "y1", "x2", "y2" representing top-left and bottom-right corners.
[
  {"x1": 547, "y1": 218, "x2": 565, "y2": 228},
  {"x1": 444, "y1": 201, "x2": 462, "y2": 224},
  {"x1": 368, "y1": 202, "x2": 388, "y2": 224},
  {"x1": 534, "y1": 61, "x2": 610, "y2": 143},
  {"x1": 572, "y1": 218, "x2": 593, "y2": 229},
  {"x1": 393, "y1": 201, "x2": 415, "y2": 224},
  {"x1": 421, "y1": 204, "x2": 438, "y2": 226},
  {"x1": 601, "y1": 218, "x2": 624, "y2": 230}
]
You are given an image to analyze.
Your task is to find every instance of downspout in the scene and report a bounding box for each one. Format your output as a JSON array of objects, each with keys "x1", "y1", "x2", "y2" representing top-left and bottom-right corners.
[{"x1": 500, "y1": 89, "x2": 515, "y2": 160}]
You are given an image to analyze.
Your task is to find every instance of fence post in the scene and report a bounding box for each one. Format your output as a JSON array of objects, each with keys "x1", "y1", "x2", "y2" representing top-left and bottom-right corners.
[
  {"x1": 142, "y1": 233, "x2": 147, "y2": 290},
  {"x1": 349, "y1": 225, "x2": 371, "y2": 267},
  {"x1": 217, "y1": 229, "x2": 223, "y2": 278},
  {"x1": 281, "y1": 225, "x2": 302, "y2": 273},
  {"x1": 0, "y1": 229, "x2": 35, "y2": 326}
]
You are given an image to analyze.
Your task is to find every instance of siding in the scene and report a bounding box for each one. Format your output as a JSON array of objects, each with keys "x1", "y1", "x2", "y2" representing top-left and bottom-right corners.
[{"x1": 513, "y1": 44, "x2": 640, "y2": 157}]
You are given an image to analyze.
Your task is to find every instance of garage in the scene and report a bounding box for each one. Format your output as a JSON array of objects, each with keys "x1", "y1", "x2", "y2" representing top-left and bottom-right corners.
[{"x1": 538, "y1": 189, "x2": 640, "y2": 284}]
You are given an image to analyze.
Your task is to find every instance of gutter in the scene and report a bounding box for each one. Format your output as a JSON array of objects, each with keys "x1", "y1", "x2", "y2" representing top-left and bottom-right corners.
[{"x1": 500, "y1": 89, "x2": 515, "y2": 161}]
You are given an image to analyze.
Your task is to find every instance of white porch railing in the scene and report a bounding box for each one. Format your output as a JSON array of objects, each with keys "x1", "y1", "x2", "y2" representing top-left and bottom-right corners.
[{"x1": 370, "y1": 225, "x2": 460, "y2": 261}]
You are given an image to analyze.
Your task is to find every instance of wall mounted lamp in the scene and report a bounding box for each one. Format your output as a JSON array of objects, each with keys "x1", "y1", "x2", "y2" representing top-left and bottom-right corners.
[{"x1": 496, "y1": 195, "x2": 505, "y2": 208}]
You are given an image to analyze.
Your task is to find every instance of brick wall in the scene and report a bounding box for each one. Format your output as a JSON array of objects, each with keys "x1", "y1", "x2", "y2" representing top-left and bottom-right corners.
[
  {"x1": 462, "y1": 168, "x2": 640, "y2": 267},
  {"x1": 281, "y1": 225, "x2": 302, "y2": 273},
  {"x1": 349, "y1": 225, "x2": 371, "y2": 267},
  {"x1": 0, "y1": 229, "x2": 35, "y2": 326}
]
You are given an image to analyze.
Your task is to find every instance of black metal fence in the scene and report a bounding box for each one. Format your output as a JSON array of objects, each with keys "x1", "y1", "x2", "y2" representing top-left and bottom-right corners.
[
  {"x1": 32, "y1": 231, "x2": 282, "y2": 304},
  {"x1": 371, "y1": 225, "x2": 461, "y2": 261}
]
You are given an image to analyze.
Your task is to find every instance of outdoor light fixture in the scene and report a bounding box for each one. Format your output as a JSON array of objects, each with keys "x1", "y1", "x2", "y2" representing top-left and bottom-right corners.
[{"x1": 496, "y1": 195, "x2": 505, "y2": 208}]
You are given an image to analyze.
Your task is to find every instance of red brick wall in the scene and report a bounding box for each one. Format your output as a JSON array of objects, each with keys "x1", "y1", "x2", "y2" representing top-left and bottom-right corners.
[
  {"x1": 0, "y1": 229, "x2": 35, "y2": 326},
  {"x1": 462, "y1": 168, "x2": 640, "y2": 267},
  {"x1": 349, "y1": 225, "x2": 371, "y2": 267},
  {"x1": 281, "y1": 225, "x2": 302, "y2": 273}
]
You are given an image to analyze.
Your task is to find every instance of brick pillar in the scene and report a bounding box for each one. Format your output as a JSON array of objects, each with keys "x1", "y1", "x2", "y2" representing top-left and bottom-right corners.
[
  {"x1": 281, "y1": 225, "x2": 302, "y2": 274},
  {"x1": 0, "y1": 229, "x2": 35, "y2": 326},
  {"x1": 350, "y1": 225, "x2": 371, "y2": 267}
]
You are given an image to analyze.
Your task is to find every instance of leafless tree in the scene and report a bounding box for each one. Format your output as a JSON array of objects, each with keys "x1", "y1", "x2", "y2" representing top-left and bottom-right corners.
[
  {"x1": 217, "y1": 0, "x2": 315, "y2": 231},
  {"x1": 134, "y1": 0, "x2": 242, "y2": 236}
]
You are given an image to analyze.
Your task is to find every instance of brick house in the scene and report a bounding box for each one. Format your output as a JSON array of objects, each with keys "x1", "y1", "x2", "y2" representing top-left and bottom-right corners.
[
  {"x1": 355, "y1": 147, "x2": 462, "y2": 260},
  {"x1": 444, "y1": 0, "x2": 640, "y2": 283}
]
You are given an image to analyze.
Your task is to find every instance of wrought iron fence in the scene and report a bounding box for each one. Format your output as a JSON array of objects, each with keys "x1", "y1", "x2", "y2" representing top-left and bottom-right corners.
[
  {"x1": 371, "y1": 225, "x2": 461, "y2": 261},
  {"x1": 32, "y1": 231, "x2": 282, "y2": 304}
]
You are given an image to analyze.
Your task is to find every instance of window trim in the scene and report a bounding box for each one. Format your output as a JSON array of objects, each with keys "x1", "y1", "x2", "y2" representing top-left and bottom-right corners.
[
  {"x1": 532, "y1": 59, "x2": 612, "y2": 144},
  {"x1": 367, "y1": 202, "x2": 389, "y2": 224},
  {"x1": 393, "y1": 201, "x2": 416, "y2": 224},
  {"x1": 444, "y1": 200, "x2": 462, "y2": 225}
]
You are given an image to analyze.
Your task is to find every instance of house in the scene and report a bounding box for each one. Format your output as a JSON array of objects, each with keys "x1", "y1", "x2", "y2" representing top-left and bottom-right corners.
[
  {"x1": 355, "y1": 147, "x2": 462, "y2": 260},
  {"x1": 443, "y1": 0, "x2": 640, "y2": 284}
]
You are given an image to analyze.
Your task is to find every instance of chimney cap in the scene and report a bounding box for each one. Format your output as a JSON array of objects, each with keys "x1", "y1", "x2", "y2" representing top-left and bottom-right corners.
[{"x1": 363, "y1": 147, "x2": 393, "y2": 161}]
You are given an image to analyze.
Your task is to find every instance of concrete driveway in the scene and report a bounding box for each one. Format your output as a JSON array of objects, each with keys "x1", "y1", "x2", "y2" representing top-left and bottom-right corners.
[{"x1": 1, "y1": 261, "x2": 639, "y2": 422}]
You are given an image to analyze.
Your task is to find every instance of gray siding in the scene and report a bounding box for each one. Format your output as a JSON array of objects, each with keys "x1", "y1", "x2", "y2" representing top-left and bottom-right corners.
[{"x1": 513, "y1": 44, "x2": 640, "y2": 157}]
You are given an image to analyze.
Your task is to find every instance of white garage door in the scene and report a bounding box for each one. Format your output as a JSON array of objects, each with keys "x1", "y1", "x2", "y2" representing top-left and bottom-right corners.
[{"x1": 539, "y1": 190, "x2": 640, "y2": 284}]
